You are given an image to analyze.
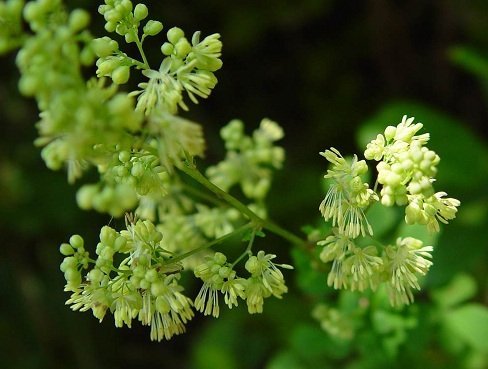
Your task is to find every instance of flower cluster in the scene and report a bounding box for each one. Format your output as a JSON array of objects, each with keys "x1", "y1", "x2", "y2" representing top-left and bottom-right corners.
[
  {"x1": 318, "y1": 116, "x2": 459, "y2": 307},
  {"x1": 194, "y1": 250, "x2": 292, "y2": 316},
  {"x1": 383, "y1": 237, "x2": 433, "y2": 306},
  {"x1": 319, "y1": 148, "x2": 377, "y2": 238},
  {"x1": 318, "y1": 235, "x2": 433, "y2": 306},
  {"x1": 61, "y1": 219, "x2": 195, "y2": 341},
  {"x1": 130, "y1": 26, "x2": 222, "y2": 115},
  {"x1": 207, "y1": 119, "x2": 285, "y2": 200},
  {"x1": 0, "y1": 0, "x2": 24, "y2": 53},
  {"x1": 365, "y1": 115, "x2": 460, "y2": 230},
  {"x1": 312, "y1": 303, "x2": 355, "y2": 340},
  {"x1": 318, "y1": 232, "x2": 382, "y2": 291}
]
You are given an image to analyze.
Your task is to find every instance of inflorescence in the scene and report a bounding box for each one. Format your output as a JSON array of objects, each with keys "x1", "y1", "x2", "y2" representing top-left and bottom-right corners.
[
  {"x1": 0, "y1": 0, "x2": 460, "y2": 342},
  {"x1": 318, "y1": 115, "x2": 460, "y2": 306}
]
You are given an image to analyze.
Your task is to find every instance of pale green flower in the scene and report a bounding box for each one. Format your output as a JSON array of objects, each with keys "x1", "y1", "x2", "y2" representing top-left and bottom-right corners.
[
  {"x1": 194, "y1": 281, "x2": 221, "y2": 318},
  {"x1": 383, "y1": 237, "x2": 433, "y2": 306},
  {"x1": 207, "y1": 118, "x2": 285, "y2": 200},
  {"x1": 194, "y1": 252, "x2": 245, "y2": 317},
  {"x1": 244, "y1": 276, "x2": 270, "y2": 314},
  {"x1": 405, "y1": 192, "x2": 460, "y2": 232},
  {"x1": 194, "y1": 204, "x2": 240, "y2": 238},
  {"x1": 312, "y1": 303, "x2": 355, "y2": 340},
  {"x1": 344, "y1": 245, "x2": 383, "y2": 292},
  {"x1": 245, "y1": 250, "x2": 292, "y2": 297},
  {"x1": 319, "y1": 148, "x2": 377, "y2": 238},
  {"x1": 139, "y1": 274, "x2": 194, "y2": 341},
  {"x1": 221, "y1": 274, "x2": 246, "y2": 308}
]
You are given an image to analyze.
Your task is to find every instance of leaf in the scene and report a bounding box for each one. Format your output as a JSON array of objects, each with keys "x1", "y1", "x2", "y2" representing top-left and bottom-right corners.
[
  {"x1": 266, "y1": 351, "x2": 305, "y2": 369},
  {"x1": 443, "y1": 303, "x2": 488, "y2": 352},
  {"x1": 396, "y1": 222, "x2": 439, "y2": 247},
  {"x1": 291, "y1": 247, "x2": 329, "y2": 296},
  {"x1": 365, "y1": 202, "x2": 401, "y2": 240},
  {"x1": 449, "y1": 46, "x2": 488, "y2": 82},
  {"x1": 431, "y1": 273, "x2": 477, "y2": 309}
]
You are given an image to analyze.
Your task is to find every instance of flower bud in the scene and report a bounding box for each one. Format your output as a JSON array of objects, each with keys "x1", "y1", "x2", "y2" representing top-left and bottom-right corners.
[
  {"x1": 151, "y1": 281, "x2": 165, "y2": 297},
  {"x1": 97, "y1": 58, "x2": 119, "y2": 75},
  {"x1": 70, "y1": 235, "x2": 84, "y2": 249},
  {"x1": 167, "y1": 27, "x2": 184, "y2": 44},
  {"x1": 111, "y1": 65, "x2": 130, "y2": 84},
  {"x1": 213, "y1": 252, "x2": 227, "y2": 265},
  {"x1": 69, "y1": 9, "x2": 90, "y2": 32},
  {"x1": 145, "y1": 269, "x2": 158, "y2": 283},
  {"x1": 384, "y1": 126, "x2": 396, "y2": 141},
  {"x1": 143, "y1": 20, "x2": 163, "y2": 36},
  {"x1": 133, "y1": 3, "x2": 148, "y2": 21},
  {"x1": 92, "y1": 37, "x2": 119, "y2": 57},
  {"x1": 125, "y1": 32, "x2": 137, "y2": 43},
  {"x1": 161, "y1": 42, "x2": 174, "y2": 55},
  {"x1": 60, "y1": 243, "x2": 75, "y2": 256},
  {"x1": 175, "y1": 38, "x2": 191, "y2": 58}
]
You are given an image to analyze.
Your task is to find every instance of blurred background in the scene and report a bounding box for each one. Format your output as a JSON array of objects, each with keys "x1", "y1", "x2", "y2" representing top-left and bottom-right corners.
[{"x1": 1, "y1": 0, "x2": 488, "y2": 368}]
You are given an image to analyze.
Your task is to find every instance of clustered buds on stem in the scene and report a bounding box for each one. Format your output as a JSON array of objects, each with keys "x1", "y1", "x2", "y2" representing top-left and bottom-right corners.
[
  {"x1": 1, "y1": 0, "x2": 460, "y2": 344},
  {"x1": 318, "y1": 115, "x2": 460, "y2": 306}
]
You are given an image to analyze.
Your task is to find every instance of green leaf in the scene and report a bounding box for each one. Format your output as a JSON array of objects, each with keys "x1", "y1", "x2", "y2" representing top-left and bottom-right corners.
[
  {"x1": 266, "y1": 351, "x2": 305, "y2": 369},
  {"x1": 449, "y1": 46, "x2": 488, "y2": 82},
  {"x1": 444, "y1": 303, "x2": 488, "y2": 352},
  {"x1": 396, "y1": 222, "x2": 439, "y2": 247},
  {"x1": 432, "y1": 273, "x2": 477, "y2": 308},
  {"x1": 365, "y1": 202, "x2": 401, "y2": 240},
  {"x1": 291, "y1": 247, "x2": 329, "y2": 296}
]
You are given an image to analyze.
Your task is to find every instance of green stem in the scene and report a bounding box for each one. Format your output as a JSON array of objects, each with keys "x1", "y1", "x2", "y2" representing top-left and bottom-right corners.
[
  {"x1": 232, "y1": 229, "x2": 256, "y2": 267},
  {"x1": 179, "y1": 161, "x2": 305, "y2": 247},
  {"x1": 181, "y1": 182, "x2": 225, "y2": 207},
  {"x1": 133, "y1": 30, "x2": 150, "y2": 69},
  {"x1": 163, "y1": 223, "x2": 253, "y2": 266}
]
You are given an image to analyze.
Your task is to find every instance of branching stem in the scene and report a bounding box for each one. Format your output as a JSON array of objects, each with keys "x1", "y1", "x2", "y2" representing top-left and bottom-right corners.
[{"x1": 179, "y1": 160, "x2": 306, "y2": 247}]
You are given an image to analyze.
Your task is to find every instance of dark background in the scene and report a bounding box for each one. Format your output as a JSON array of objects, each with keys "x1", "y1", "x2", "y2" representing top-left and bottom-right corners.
[{"x1": 1, "y1": 1, "x2": 487, "y2": 368}]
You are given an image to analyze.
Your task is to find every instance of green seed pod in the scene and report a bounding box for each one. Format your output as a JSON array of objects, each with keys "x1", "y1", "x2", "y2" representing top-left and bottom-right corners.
[
  {"x1": 133, "y1": 3, "x2": 148, "y2": 21},
  {"x1": 143, "y1": 20, "x2": 163, "y2": 36},
  {"x1": 167, "y1": 27, "x2": 184, "y2": 44},
  {"x1": 111, "y1": 65, "x2": 130, "y2": 84}
]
